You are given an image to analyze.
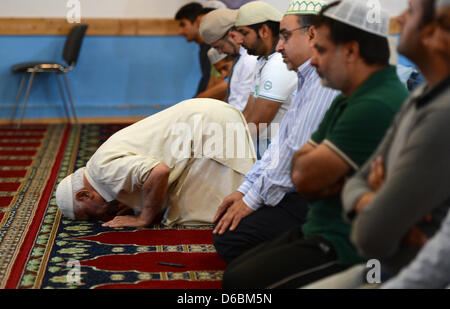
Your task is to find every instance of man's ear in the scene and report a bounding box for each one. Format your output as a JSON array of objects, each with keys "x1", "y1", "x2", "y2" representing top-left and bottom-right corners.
[
  {"x1": 194, "y1": 15, "x2": 202, "y2": 29},
  {"x1": 307, "y1": 26, "x2": 316, "y2": 42},
  {"x1": 343, "y1": 41, "x2": 360, "y2": 64},
  {"x1": 259, "y1": 24, "x2": 269, "y2": 39},
  {"x1": 75, "y1": 189, "x2": 90, "y2": 202}
]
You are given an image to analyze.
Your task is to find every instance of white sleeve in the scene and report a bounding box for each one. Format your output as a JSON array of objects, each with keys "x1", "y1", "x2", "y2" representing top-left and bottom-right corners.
[
  {"x1": 88, "y1": 153, "x2": 161, "y2": 200},
  {"x1": 229, "y1": 55, "x2": 258, "y2": 111},
  {"x1": 257, "y1": 53, "x2": 298, "y2": 103}
]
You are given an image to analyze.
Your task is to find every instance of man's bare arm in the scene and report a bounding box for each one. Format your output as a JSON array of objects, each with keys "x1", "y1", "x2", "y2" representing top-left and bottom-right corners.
[
  {"x1": 196, "y1": 79, "x2": 228, "y2": 101},
  {"x1": 242, "y1": 94, "x2": 255, "y2": 120},
  {"x1": 139, "y1": 162, "x2": 171, "y2": 225},
  {"x1": 245, "y1": 97, "x2": 282, "y2": 133},
  {"x1": 291, "y1": 143, "x2": 351, "y2": 200},
  {"x1": 102, "y1": 162, "x2": 170, "y2": 228}
]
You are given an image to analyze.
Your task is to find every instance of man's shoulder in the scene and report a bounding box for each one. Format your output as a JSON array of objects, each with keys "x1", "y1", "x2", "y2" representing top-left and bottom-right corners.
[
  {"x1": 349, "y1": 79, "x2": 408, "y2": 116},
  {"x1": 237, "y1": 53, "x2": 258, "y2": 72},
  {"x1": 263, "y1": 52, "x2": 285, "y2": 69},
  {"x1": 259, "y1": 53, "x2": 297, "y2": 81}
]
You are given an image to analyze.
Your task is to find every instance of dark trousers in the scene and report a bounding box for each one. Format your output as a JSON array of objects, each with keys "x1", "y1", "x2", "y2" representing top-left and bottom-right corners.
[
  {"x1": 213, "y1": 192, "x2": 309, "y2": 264},
  {"x1": 222, "y1": 226, "x2": 349, "y2": 289}
]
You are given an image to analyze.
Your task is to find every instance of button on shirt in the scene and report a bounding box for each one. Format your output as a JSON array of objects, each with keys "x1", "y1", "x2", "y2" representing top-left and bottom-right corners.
[
  {"x1": 238, "y1": 60, "x2": 339, "y2": 210},
  {"x1": 227, "y1": 46, "x2": 258, "y2": 112}
]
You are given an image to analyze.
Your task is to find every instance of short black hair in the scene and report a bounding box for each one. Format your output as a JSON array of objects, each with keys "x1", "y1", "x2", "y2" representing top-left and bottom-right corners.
[
  {"x1": 315, "y1": 1, "x2": 390, "y2": 66},
  {"x1": 175, "y1": 2, "x2": 204, "y2": 23},
  {"x1": 201, "y1": 7, "x2": 217, "y2": 15},
  {"x1": 247, "y1": 21, "x2": 280, "y2": 38},
  {"x1": 297, "y1": 14, "x2": 320, "y2": 29}
]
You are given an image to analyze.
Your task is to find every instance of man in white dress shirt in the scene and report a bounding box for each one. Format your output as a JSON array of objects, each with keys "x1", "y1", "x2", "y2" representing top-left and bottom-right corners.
[
  {"x1": 200, "y1": 8, "x2": 258, "y2": 112},
  {"x1": 55, "y1": 99, "x2": 256, "y2": 228}
]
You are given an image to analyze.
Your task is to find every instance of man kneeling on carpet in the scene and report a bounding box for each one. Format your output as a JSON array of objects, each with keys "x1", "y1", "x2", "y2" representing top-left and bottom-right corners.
[{"x1": 55, "y1": 99, "x2": 256, "y2": 228}]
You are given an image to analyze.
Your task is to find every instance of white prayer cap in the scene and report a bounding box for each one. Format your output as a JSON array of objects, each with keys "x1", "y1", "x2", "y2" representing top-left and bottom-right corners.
[
  {"x1": 208, "y1": 47, "x2": 228, "y2": 64},
  {"x1": 323, "y1": 0, "x2": 390, "y2": 38},
  {"x1": 55, "y1": 167, "x2": 86, "y2": 220},
  {"x1": 285, "y1": 0, "x2": 328, "y2": 16},
  {"x1": 437, "y1": 0, "x2": 450, "y2": 8},
  {"x1": 204, "y1": 0, "x2": 228, "y2": 9},
  {"x1": 200, "y1": 8, "x2": 238, "y2": 44},
  {"x1": 235, "y1": 1, "x2": 283, "y2": 27}
]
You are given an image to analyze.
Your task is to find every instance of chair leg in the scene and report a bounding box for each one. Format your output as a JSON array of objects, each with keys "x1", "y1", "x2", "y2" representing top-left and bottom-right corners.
[
  {"x1": 62, "y1": 72, "x2": 78, "y2": 124},
  {"x1": 56, "y1": 73, "x2": 72, "y2": 123},
  {"x1": 10, "y1": 73, "x2": 27, "y2": 125},
  {"x1": 17, "y1": 71, "x2": 36, "y2": 129}
]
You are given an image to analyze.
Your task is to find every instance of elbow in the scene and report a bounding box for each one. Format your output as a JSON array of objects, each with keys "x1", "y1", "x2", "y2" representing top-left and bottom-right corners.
[
  {"x1": 155, "y1": 163, "x2": 171, "y2": 177},
  {"x1": 351, "y1": 220, "x2": 397, "y2": 260},
  {"x1": 292, "y1": 170, "x2": 307, "y2": 194},
  {"x1": 291, "y1": 156, "x2": 314, "y2": 198},
  {"x1": 291, "y1": 169, "x2": 317, "y2": 199}
]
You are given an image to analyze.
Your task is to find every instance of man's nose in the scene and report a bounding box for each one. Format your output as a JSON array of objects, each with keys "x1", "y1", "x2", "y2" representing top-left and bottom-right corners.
[{"x1": 275, "y1": 39, "x2": 284, "y2": 53}]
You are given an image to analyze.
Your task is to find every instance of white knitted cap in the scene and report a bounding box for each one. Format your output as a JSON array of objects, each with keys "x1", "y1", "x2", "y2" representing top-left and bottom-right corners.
[
  {"x1": 323, "y1": 0, "x2": 390, "y2": 38},
  {"x1": 204, "y1": 0, "x2": 228, "y2": 9},
  {"x1": 208, "y1": 47, "x2": 228, "y2": 64},
  {"x1": 55, "y1": 168, "x2": 85, "y2": 220}
]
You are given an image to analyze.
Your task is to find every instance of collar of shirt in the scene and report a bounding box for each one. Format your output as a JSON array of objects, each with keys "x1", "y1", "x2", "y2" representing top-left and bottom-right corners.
[
  {"x1": 335, "y1": 65, "x2": 398, "y2": 103},
  {"x1": 239, "y1": 45, "x2": 247, "y2": 57},
  {"x1": 414, "y1": 75, "x2": 450, "y2": 108},
  {"x1": 257, "y1": 39, "x2": 280, "y2": 61},
  {"x1": 296, "y1": 59, "x2": 315, "y2": 90}
]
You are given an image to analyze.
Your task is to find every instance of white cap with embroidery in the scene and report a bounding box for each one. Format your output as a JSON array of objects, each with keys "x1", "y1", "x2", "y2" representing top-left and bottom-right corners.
[{"x1": 285, "y1": 0, "x2": 328, "y2": 16}]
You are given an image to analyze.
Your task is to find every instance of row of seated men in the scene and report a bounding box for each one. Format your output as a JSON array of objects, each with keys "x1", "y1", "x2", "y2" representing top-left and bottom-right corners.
[{"x1": 55, "y1": 0, "x2": 450, "y2": 289}]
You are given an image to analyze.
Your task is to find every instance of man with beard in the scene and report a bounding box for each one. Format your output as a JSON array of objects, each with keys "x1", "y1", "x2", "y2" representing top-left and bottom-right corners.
[
  {"x1": 221, "y1": 0, "x2": 409, "y2": 289},
  {"x1": 199, "y1": 8, "x2": 258, "y2": 112},
  {"x1": 234, "y1": 1, "x2": 298, "y2": 157},
  {"x1": 212, "y1": 0, "x2": 338, "y2": 264}
]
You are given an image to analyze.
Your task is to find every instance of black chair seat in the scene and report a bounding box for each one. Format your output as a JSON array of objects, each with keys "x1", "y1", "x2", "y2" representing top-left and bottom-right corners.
[{"x1": 11, "y1": 62, "x2": 65, "y2": 73}]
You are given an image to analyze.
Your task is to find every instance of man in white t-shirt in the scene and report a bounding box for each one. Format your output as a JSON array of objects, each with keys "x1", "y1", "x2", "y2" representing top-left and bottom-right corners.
[
  {"x1": 55, "y1": 99, "x2": 256, "y2": 228},
  {"x1": 235, "y1": 1, "x2": 298, "y2": 157},
  {"x1": 200, "y1": 8, "x2": 258, "y2": 112}
]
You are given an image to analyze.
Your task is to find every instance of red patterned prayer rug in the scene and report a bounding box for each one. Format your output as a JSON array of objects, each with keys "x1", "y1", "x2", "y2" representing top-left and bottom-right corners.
[{"x1": 0, "y1": 124, "x2": 226, "y2": 289}]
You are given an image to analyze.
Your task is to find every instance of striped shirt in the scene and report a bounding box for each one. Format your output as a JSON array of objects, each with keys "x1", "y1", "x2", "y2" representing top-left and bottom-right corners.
[{"x1": 237, "y1": 60, "x2": 339, "y2": 211}]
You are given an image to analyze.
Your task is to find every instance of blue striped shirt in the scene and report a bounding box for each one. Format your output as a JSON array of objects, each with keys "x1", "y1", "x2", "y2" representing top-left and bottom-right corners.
[{"x1": 238, "y1": 60, "x2": 339, "y2": 211}]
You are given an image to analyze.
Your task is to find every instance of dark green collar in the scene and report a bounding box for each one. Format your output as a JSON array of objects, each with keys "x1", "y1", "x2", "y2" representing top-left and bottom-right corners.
[{"x1": 343, "y1": 65, "x2": 398, "y2": 101}]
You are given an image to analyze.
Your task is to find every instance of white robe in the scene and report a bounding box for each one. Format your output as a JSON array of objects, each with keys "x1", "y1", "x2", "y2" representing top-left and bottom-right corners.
[{"x1": 85, "y1": 99, "x2": 256, "y2": 225}]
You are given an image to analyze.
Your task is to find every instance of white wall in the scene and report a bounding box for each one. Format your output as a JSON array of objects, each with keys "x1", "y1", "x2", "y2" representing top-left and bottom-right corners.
[{"x1": 1, "y1": 0, "x2": 408, "y2": 18}]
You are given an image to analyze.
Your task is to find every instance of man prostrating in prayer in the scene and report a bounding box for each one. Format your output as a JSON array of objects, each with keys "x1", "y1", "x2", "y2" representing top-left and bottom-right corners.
[{"x1": 55, "y1": 99, "x2": 256, "y2": 228}]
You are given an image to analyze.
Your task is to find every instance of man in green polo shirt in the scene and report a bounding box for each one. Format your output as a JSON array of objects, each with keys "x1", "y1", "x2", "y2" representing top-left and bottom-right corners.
[{"x1": 222, "y1": 0, "x2": 409, "y2": 289}]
